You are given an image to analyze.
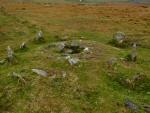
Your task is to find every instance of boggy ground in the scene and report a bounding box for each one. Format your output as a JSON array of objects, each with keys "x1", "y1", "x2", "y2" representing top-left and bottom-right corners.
[{"x1": 0, "y1": 1, "x2": 150, "y2": 113}]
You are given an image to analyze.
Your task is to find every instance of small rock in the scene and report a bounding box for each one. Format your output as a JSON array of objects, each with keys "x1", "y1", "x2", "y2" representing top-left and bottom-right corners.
[
  {"x1": 131, "y1": 43, "x2": 137, "y2": 62},
  {"x1": 0, "y1": 59, "x2": 5, "y2": 65},
  {"x1": 20, "y1": 42, "x2": 27, "y2": 49},
  {"x1": 66, "y1": 56, "x2": 79, "y2": 65},
  {"x1": 107, "y1": 57, "x2": 117, "y2": 67},
  {"x1": 113, "y1": 32, "x2": 126, "y2": 44},
  {"x1": 35, "y1": 30, "x2": 44, "y2": 42},
  {"x1": 62, "y1": 71, "x2": 67, "y2": 78},
  {"x1": 10, "y1": 72, "x2": 26, "y2": 83},
  {"x1": 32, "y1": 69, "x2": 48, "y2": 77},
  {"x1": 125, "y1": 99, "x2": 139, "y2": 112},
  {"x1": 7, "y1": 46, "x2": 14, "y2": 63},
  {"x1": 57, "y1": 42, "x2": 65, "y2": 52},
  {"x1": 83, "y1": 47, "x2": 90, "y2": 53},
  {"x1": 126, "y1": 43, "x2": 137, "y2": 62},
  {"x1": 142, "y1": 104, "x2": 150, "y2": 113}
]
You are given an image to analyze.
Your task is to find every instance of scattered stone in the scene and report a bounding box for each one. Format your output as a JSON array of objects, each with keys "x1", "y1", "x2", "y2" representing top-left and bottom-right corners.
[
  {"x1": 66, "y1": 56, "x2": 79, "y2": 65},
  {"x1": 10, "y1": 72, "x2": 26, "y2": 84},
  {"x1": 131, "y1": 43, "x2": 137, "y2": 62},
  {"x1": 65, "y1": 41, "x2": 84, "y2": 54},
  {"x1": 0, "y1": 59, "x2": 5, "y2": 65},
  {"x1": 62, "y1": 71, "x2": 67, "y2": 78},
  {"x1": 35, "y1": 30, "x2": 44, "y2": 42},
  {"x1": 107, "y1": 57, "x2": 117, "y2": 67},
  {"x1": 83, "y1": 47, "x2": 90, "y2": 53},
  {"x1": 32, "y1": 69, "x2": 48, "y2": 77},
  {"x1": 126, "y1": 43, "x2": 137, "y2": 62},
  {"x1": 57, "y1": 40, "x2": 85, "y2": 54},
  {"x1": 20, "y1": 42, "x2": 27, "y2": 49},
  {"x1": 7, "y1": 46, "x2": 15, "y2": 63},
  {"x1": 125, "y1": 99, "x2": 139, "y2": 112},
  {"x1": 113, "y1": 32, "x2": 126, "y2": 44},
  {"x1": 57, "y1": 42, "x2": 65, "y2": 52},
  {"x1": 142, "y1": 104, "x2": 150, "y2": 113},
  {"x1": 55, "y1": 35, "x2": 69, "y2": 41}
]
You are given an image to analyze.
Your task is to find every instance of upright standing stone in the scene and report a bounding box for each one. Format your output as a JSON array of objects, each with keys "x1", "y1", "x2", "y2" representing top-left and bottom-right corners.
[
  {"x1": 131, "y1": 43, "x2": 137, "y2": 62},
  {"x1": 7, "y1": 46, "x2": 14, "y2": 63},
  {"x1": 35, "y1": 30, "x2": 44, "y2": 42},
  {"x1": 20, "y1": 42, "x2": 27, "y2": 49},
  {"x1": 32, "y1": 69, "x2": 48, "y2": 77},
  {"x1": 57, "y1": 42, "x2": 65, "y2": 52}
]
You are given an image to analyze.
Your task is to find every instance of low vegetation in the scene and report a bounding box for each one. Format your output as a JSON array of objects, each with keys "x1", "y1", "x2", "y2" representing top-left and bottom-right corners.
[{"x1": 0, "y1": 1, "x2": 150, "y2": 113}]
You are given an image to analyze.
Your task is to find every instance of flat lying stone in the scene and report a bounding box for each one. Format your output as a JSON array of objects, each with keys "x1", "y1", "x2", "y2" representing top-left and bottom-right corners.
[
  {"x1": 66, "y1": 56, "x2": 79, "y2": 65},
  {"x1": 32, "y1": 69, "x2": 48, "y2": 77},
  {"x1": 0, "y1": 59, "x2": 5, "y2": 65},
  {"x1": 142, "y1": 104, "x2": 150, "y2": 113},
  {"x1": 125, "y1": 99, "x2": 139, "y2": 112}
]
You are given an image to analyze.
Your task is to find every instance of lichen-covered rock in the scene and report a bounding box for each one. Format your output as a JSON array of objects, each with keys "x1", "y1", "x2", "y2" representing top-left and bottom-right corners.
[
  {"x1": 113, "y1": 32, "x2": 126, "y2": 44},
  {"x1": 32, "y1": 69, "x2": 48, "y2": 77}
]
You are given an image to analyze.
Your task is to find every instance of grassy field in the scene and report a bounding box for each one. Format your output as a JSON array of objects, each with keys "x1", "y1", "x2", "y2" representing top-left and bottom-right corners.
[{"x1": 0, "y1": 1, "x2": 150, "y2": 113}]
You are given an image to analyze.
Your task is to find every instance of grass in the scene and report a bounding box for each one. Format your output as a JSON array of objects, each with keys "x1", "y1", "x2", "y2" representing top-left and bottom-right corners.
[{"x1": 0, "y1": 1, "x2": 150, "y2": 113}]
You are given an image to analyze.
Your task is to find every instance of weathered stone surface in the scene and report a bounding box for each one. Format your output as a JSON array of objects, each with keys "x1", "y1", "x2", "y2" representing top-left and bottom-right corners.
[
  {"x1": 65, "y1": 56, "x2": 79, "y2": 65},
  {"x1": 57, "y1": 42, "x2": 65, "y2": 52},
  {"x1": 107, "y1": 57, "x2": 117, "y2": 67},
  {"x1": 0, "y1": 59, "x2": 5, "y2": 65},
  {"x1": 125, "y1": 99, "x2": 139, "y2": 112},
  {"x1": 142, "y1": 104, "x2": 150, "y2": 113},
  {"x1": 65, "y1": 41, "x2": 84, "y2": 54},
  {"x1": 7, "y1": 46, "x2": 14, "y2": 63},
  {"x1": 11, "y1": 72, "x2": 26, "y2": 83},
  {"x1": 32, "y1": 69, "x2": 48, "y2": 77},
  {"x1": 131, "y1": 43, "x2": 137, "y2": 62},
  {"x1": 57, "y1": 40, "x2": 85, "y2": 54},
  {"x1": 35, "y1": 30, "x2": 44, "y2": 42},
  {"x1": 126, "y1": 43, "x2": 137, "y2": 62},
  {"x1": 20, "y1": 42, "x2": 27, "y2": 49},
  {"x1": 113, "y1": 32, "x2": 126, "y2": 44},
  {"x1": 83, "y1": 47, "x2": 90, "y2": 53}
]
